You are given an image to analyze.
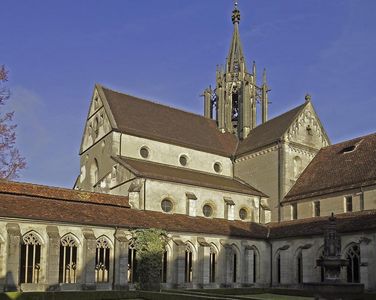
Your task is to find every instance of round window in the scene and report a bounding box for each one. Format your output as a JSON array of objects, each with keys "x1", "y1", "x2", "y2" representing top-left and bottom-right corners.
[
  {"x1": 239, "y1": 208, "x2": 248, "y2": 220},
  {"x1": 140, "y1": 146, "x2": 149, "y2": 158},
  {"x1": 161, "y1": 199, "x2": 173, "y2": 213},
  {"x1": 203, "y1": 204, "x2": 213, "y2": 217},
  {"x1": 213, "y1": 162, "x2": 222, "y2": 173},
  {"x1": 179, "y1": 155, "x2": 188, "y2": 166}
]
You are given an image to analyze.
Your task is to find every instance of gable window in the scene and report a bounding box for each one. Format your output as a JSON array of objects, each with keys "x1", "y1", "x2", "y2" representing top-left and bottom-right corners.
[
  {"x1": 345, "y1": 196, "x2": 353, "y2": 212},
  {"x1": 59, "y1": 235, "x2": 78, "y2": 283},
  {"x1": 291, "y1": 203, "x2": 298, "y2": 220},
  {"x1": 314, "y1": 201, "x2": 320, "y2": 217},
  {"x1": 20, "y1": 232, "x2": 42, "y2": 284}
]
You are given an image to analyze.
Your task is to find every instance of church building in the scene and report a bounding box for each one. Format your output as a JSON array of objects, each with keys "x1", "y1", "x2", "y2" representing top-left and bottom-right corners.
[{"x1": 0, "y1": 3, "x2": 376, "y2": 293}]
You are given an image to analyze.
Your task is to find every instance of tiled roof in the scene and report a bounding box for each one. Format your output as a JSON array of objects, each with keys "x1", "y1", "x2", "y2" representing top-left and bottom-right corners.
[
  {"x1": 236, "y1": 103, "x2": 307, "y2": 156},
  {"x1": 284, "y1": 132, "x2": 376, "y2": 203},
  {"x1": 1, "y1": 180, "x2": 376, "y2": 239},
  {"x1": 100, "y1": 85, "x2": 238, "y2": 157},
  {"x1": 0, "y1": 181, "x2": 267, "y2": 239},
  {"x1": 268, "y1": 210, "x2": 376, "y2": 239},
  {"x1": 113, "y1": 156, "x2": 267, "y2": 197},
  {"x1": 0, "y1": 180, "x2": 130, "y2": 208}
]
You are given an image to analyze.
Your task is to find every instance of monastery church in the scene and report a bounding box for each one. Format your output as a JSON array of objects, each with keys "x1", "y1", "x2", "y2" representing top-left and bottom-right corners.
[{"x1": 1, "y1": 3, "x2": 376, "y2": 292}]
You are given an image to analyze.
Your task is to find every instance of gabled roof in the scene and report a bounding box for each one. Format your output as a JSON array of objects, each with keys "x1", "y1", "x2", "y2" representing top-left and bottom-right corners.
[
  {"x1": 98, "y1": 85, "x2": 238, "y2": 157},
  {"x1": 284, "y1": 132, "x2": 376, "y2": 203},
  {"x1": 113, "y1": 156, "x2": 267, "y2": 197},
  {"x1": 0, "y1": 180, "x2": 130, "y2": 208},
  {"x1": 236, "y1": 103, "x2": 307, "y2": 156},
  {"x1": 0, "y1": 180, "x2": 267, "y2": 239},
  {"x1": 268, "y1": 210, "x2": 376, "y2": 239}
]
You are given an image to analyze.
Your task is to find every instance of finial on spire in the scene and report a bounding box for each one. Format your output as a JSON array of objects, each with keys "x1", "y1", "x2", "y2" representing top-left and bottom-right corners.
[
  {"x1": 305, "y1": 94, "x2": 311, "y2": 102},
  {"x1": 232, "y1": 1, "x2": 241, "y2": 24}
]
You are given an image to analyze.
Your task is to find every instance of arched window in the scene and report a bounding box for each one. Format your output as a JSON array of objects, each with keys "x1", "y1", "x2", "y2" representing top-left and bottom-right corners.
[
  {"x1": 293, "y1": 156, "x2": 302, "y2": 179},
  {"x1": 161, "y1": 249, "x2": 168, "y2": 283},
  {"x1": 128, "y1": 241, "x2": 137, "y2": 284},
  {"x1": 346, "y1": 244, "x2": 360, "y2": 283},
  {"x1": 59, "y1": 234, "x2": 78, "y2": 283},
  {"x1": 96, "y1": 236, "x2": 111, "y2": 283},
  {"x1": 90, "y1": 158, "x2": 99, "y2": 186},
  {"x1": 185, "y1": 244, "x2": 193, "y2": 283},
  {"x1": 276, "y1": 252, "x2": 281, "y2": 284},
  {"x1": 209, "y1": 246, "x2": 216, "y2": 283},
  {"x1": 318, "y1": 248, "x2": 324, "y2": 282},
  {"x1": 296, "y1": 250, "x2": 303, "y2": 283},
  {"x1": 232, "y1": 249, "x2": 237, "y2": 283},
  {"x1": 20, "y1": 232, "x2": 42, "y2": 284}
]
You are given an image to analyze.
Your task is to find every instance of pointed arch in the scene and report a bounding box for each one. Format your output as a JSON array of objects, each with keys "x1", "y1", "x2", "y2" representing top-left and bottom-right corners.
[
  {"x1": 20, "y1": 231, "x2": 43, "y2": 284},
  {"x1": 230, "y1": 243, "x2": 241, "y2": 284},
  {"x1": 96, "y1": 235, "x2": 112, "y2": 283},
  {"x1": 128, "y1": 239, "x2": 137, "y2": 284},
  {"x1": 59, "y1": 233, "x2": 79, "y2": 283},
  {"x1": 343, "y1": 243, "x2": 361, "y2": 283},
  {"x1": 275, "y1": 250, "x2": 282, "y2": 284},
  {"x1": 184, "y1": 241, "x2": 195, "y2": 283},
  {"x1": 209, "y1": 243, "x2": 218, "y2": 283},
  {"x1": 246, "y1": 245, "x2": 260, "y2": 284},
  {"x1": 293, "y1": 247, "x2": 303, "y2": 284}
]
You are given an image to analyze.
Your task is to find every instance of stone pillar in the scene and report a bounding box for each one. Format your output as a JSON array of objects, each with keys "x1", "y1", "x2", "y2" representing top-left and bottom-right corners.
[
  {"x1": 360, "y1": 239, "x2": 372, "y2": 290},
  {"x1": 5, "y1": 223, "x2": 21, "y2": 291},
  {"x1": 302, "y1": 247, "x2": 314, "y2": 283},
  {"x1": 45, "y1": 226, "x2": 60, "y2": 290},
  {"x1": 216, "y1": 244, "x2": 227, "y2": 286},
  {"x1": 280, "y1": 250, "x2": 291, "y2": 285},
  {"x1": 173, "y1": 240, "x2": 185, "y2": 286},
  {"x1": 244, "y1": 248, "x2": 254, "y2": 285},
  {"x1": 113, "y1": 230, "x2": 129, "y2": 290},
  {"x1": 82, "y1": 228, "x2": 96, "y2": 290},
  {"x1": 197, "y1": 243, "x2": 210, "y2": 286}
]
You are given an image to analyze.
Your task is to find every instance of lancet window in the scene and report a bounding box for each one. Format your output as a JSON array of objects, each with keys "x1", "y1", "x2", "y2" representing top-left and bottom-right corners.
[
  {"x1": 209, "y1": 246, "x2": 216, "y2": 283},
  {"x1": 20, "y1": 232, "x2": 42, "y2": 284},
  {"x1": 184, "y1": 244, "x2": 193, "y2": 283},
  {"x1": 161, "y1": 249, "x2": 168, "y2": 283},
  {"x1": 296, "y1": 250, "x2": 303, "y2": 283},
  {"x1": 95, "y1": 236, "x2": 111, "y2": 283},
  {"x1": 346, "y1": 244, "x2": 360, "y2": 283},
  {"x1": 59, "y1": 235, "x2": 78, "y2": 283},
  {"x1": 128, "y1": 240, "x2": 137, "y2": 283}
]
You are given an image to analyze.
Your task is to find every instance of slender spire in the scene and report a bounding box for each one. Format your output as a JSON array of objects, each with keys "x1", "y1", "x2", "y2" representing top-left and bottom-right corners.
[{"x1": 227, "y1": 1, "x2": 246, "y2": 74}]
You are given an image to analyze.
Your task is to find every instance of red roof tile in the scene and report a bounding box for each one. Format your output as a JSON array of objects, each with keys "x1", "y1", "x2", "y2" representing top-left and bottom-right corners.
[{"x1": 284, "y1": 132, "x2": 376, "y2": 202}]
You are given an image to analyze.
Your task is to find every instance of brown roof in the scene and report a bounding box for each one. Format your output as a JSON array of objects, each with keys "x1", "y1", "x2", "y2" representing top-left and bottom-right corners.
[
  {"x1": 0, "y1": 180, "x2": 130, "y2": 208},
  {"x1": 236, "y1": 103, "x2": 307, "y2": 156},
  {"x1": 99, "y1": 85, "x2": 238, "y2": 157},
  {"x1": 284, "y1": 132, "x2": 376, "y2": 203},
  {"x1": 268, "y1": 210, "x2": 376, "y2": 239},
  {"x1": 0, "y1": 182, "x2": 267, "y2": 239},
  {"x1": 113, "y1": 156, "x2": 267, "y2": 197}
]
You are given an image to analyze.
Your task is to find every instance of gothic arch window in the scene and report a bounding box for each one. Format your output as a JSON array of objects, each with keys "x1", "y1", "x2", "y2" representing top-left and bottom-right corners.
[
  {"x1": 296, "y1": 249, "x2": 303, "y2": 284},
  {"x1": 20, "y1": 232, "x2": 42, "y2": 284},
  {"x1": 293, "y1": 156, "x2": 302, "y2": 179},
  {"x1": 90, "y1": 158, "x2": 99, "y2": 186},
  {"x1": 185, "y1": 243, "x2": 193, "y2": 283},
  {"x1": 345, "y1": 244, "x2": 360, "y2": 283},
  {"x1": 317, "y1": 248, "x2": 325, "y2": 282},
  {"x1": 95, "y1": 236, "x2": 111, "y2": 283},
  {"x1": 209, "y1": 245, "x2": 217, "y2": 283},
  {"x1": 59, "y1": 234, "x2": 78, "y2": 283},
  {"x1": 128, "y1": 240, "x2": 137, "y2": 284},
  {"x1": 276, "y1": 252, "x2": 281, "y2": 284},
  {"x1": 93, "y1": 117, "x2": 99, "y2": 138},
  {"x1": 231, "y1": 245, "x2": 240, "y2": 283},
  {"x1": 161, "y1": 248, "x2": 168, "y2": 283}
]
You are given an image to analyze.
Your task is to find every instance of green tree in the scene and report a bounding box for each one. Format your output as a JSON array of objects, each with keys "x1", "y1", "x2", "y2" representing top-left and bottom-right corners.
[
  {"x1": 132, "y1": 228, "x2": 168, "y2": 290},
  {"x1": 0, "y1": 65, "x2": 26, "y2": 179}
]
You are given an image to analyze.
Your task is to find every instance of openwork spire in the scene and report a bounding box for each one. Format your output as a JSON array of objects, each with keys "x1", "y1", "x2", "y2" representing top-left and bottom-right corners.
[
  {"x1": 227, "y1": 1, "x2": 246, "y2": 74},
  {"x1": 232, "y1": 2, "x2": 241, "y2": 24}
]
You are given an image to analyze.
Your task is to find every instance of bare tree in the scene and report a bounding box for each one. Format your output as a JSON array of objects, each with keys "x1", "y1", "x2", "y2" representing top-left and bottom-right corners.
[{"x1": 0, "y1": 65, "x2": 26, "y2": 179}]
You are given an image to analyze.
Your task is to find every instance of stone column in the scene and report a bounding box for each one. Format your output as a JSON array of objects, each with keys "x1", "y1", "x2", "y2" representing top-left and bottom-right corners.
[
  {"x1": 244, "y1": 248, "x2": 254, "y2": 285},
  {"x1": 113, "y1": 230, "x2": 129, "y2": 290},
  {"x1": 172, "y1": 240, "x2": 185, "y2": 286},
  {"x1": 216, "y1": 244, "x2": 227, "y2": 286},
  {"x1": 302, "y1": 246, "x2": 314, "y2": 283},
  {"x1": 46, "y1": 226, "x2": 60, "y2": 290},
  {"x1": 359, "y1": 238, "x2": 372, "y2": 290},
  {"x1": 197, "y1": 243, "x2": 210, "y2": 286},
  {"x1": 81, "y1": 228, "x2": 96, "y2": 290},
  {"x1": 5, "y1": 223, "x2": 21, "y2": 291}
]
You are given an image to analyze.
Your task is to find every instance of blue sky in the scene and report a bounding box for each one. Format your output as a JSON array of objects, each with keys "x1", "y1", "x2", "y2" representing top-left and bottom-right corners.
[{"x1": 1, "y1": 0, "x2": 376, "y2": 188}]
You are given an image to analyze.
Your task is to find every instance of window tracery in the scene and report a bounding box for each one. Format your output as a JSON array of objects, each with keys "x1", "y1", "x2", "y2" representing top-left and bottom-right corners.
[
  {"x1": 95, "y1": 236, "x2": 111, "y2": 283},
  {"x1": 20, "y1": 232, "x2": 42, "y2": 284},
  {"x1": 59, "y1": 234, "x2": 78, "y2": 283}
]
